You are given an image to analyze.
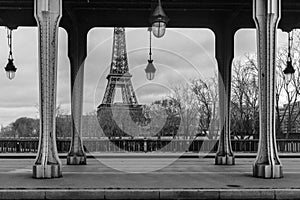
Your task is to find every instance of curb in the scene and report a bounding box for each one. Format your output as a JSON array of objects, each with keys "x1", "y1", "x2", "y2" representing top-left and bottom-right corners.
[
  {"x1": 0, "y1": 189, "x2": 299, "y2": 200},
  {"x1": 1, "y1": 153, "x2": 300, "y2": 159}
]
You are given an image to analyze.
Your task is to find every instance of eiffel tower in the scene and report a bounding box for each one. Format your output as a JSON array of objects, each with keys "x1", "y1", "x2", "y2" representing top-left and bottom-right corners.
[
  {"x1": 101, "y1": 27, "x2": 138, "y2": 105},
  {"x1": 97, "y1": 27, "x2": 144, "y2": 138}
]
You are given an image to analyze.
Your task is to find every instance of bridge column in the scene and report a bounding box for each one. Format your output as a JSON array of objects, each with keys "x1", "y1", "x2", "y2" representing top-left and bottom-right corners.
[
  {"x1": 66, "y1": 24, "x2": 87, "y2": 165},
  {"x1": 33, "y1": 0, "x2": 62, "y2": 178},
  {"x1": 214, "y1": 25, "x2": 235, "y2": 165},
  {"x1": 253, "y1": 0, "x2": 283, "y2": 178}
]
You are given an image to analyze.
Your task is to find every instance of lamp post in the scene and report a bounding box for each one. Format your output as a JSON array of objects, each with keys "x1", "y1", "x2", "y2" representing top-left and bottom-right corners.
[
  {"x1": 4, "y1": 27, "x2": 17, "y2": 80},
  {"x1": 283, "y1": 31, "x2": 295, "y2": 83},
  {"x1": 149, "y1": 0, "x2": 169, "y2": 38},
  {"x1": 145, "y1": 28, "x2": 156, "y2": 80}
]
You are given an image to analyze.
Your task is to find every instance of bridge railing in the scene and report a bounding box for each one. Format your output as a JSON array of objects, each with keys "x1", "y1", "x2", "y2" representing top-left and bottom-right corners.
[{"x1": 1, "y1": 138, "x2": 300, "y2": 153}]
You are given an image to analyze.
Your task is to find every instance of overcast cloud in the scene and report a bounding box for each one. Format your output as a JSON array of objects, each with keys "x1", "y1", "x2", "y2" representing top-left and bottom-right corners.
[{"x1": 0, "y1": 27, "x2": 288, "y2": 126}]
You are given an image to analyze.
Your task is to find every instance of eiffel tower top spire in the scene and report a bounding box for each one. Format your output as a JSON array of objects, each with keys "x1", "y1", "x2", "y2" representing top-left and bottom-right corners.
[
  {"x1": 109, "y1": 27, "x2": 130, "y2": 76},
  {"x1": 100, "y1": 27, "x2": 138, "y2": 105}
]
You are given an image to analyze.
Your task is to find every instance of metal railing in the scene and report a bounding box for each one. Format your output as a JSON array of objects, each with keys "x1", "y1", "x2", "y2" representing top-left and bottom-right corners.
[{"x1": 1, "y1": 138, "x2": 300, "y2": 153}]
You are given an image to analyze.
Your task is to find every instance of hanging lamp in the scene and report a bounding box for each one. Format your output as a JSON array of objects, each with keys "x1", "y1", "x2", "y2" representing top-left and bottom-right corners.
[
  {"x1": 145, "y1": 27, "x2": 156, "y2": 80},
  {"x1": 4, "y1": 27, "x2": 17, "y2": 80},
  {"x1": 283, "y1": 31, "x2": 295, "y2": 83},
  {"x1": 149, "y1": 0, "x2": 169, "y2": 38}
]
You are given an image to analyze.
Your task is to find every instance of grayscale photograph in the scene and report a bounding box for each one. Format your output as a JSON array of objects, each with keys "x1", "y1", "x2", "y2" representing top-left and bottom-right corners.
[{"x1": 0, "y1": 0, "x2": 298, "y2": 199}]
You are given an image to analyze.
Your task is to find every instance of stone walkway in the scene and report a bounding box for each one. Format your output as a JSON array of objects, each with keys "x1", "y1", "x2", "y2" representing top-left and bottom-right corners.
[{"x1": 0, "y1": 155, "x2": 300, "y2": 199}]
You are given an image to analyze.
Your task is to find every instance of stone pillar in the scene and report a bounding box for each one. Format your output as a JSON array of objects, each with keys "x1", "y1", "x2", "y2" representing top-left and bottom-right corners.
[
  {"x1": 66, "y1": 26, "x2": 87, "y2": 165},
  {"x1": 253, "y1": 0, "x2": 283, "y2": 178},
  {"x1": 214, "y1": 25, "x2": 235, "y2": 165},
  {"x1": 33, "y1": 0, "x2": 62, "y2": 178}
]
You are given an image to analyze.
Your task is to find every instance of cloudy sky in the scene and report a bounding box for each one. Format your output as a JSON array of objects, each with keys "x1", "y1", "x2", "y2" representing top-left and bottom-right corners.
[{"x1": 0, "y1": 27, "x2": 288, "y2": 126}]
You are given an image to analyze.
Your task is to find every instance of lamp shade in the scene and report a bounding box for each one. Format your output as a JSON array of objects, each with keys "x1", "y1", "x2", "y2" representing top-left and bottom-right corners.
[
  {"x1": 152, "y1": 22, "x2": 166, "y2": 38},
  {"x1": 149, "y1": 2, "x2": 169, "y2": 38},
  {"x1": 5, "y1": 58, "x2": 17, "y2": 80},
  {"x1": 145, "y1": 59, "x2": 156, "y2": 80},
  {"x1": 283, "y1": 59, "x2": 295, "y2": 83}
]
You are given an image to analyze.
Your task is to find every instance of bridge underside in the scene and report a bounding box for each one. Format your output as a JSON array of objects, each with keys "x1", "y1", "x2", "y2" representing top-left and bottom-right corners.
[{"x1": 0, "y1": 0, "x2": 299, "y2": 31}]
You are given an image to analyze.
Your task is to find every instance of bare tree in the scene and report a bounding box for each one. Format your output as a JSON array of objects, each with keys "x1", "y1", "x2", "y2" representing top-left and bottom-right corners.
[
  {"x1": 191, "y1": 76, "x2": 219, "y2": 139},
  {"x1": 230, "y1": 54, "x2": 259, "y2": 139},
  {"x1": 145, "y1": 99, "x2": 181, "y2": 138},
  {"x1": 170, "y1": 83, "x2": 199, "y2": 139}
]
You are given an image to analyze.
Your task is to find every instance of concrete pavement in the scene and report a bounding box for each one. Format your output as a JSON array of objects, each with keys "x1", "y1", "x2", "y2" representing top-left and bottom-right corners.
[{"x1": 1, "y1": 155, "x2": 300, "y2": 199}]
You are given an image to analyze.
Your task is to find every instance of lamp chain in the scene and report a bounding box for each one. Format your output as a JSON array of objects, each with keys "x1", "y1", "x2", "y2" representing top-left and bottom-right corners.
[
  {"x1": 7, "y1": 28, "x2": 13, "y2": 60},
  {"x1": 149, "y1": 28, "x2": 152, "y2": 61},
  {"x1": 288, "y1": 31, "x2": 293, "y2": 58}
]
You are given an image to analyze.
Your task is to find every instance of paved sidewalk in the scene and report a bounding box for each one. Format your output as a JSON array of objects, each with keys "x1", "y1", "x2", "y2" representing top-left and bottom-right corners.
[
  {"x1": 0, "y1": 156, "x2": 300, "y2": 199},
  {"x1": 2, "y1": 152, "x2": 300, "y2": 159}
]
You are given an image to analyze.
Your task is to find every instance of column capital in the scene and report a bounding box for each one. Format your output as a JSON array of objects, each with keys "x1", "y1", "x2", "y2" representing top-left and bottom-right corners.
[
  {"x1": 213, "y1": 25, "x2": 236, "y2": 64},
  {"x1": 254, "y1": 0, "x2": 281, "y2": 17},
  {"x1": 35, "y1": 0, "x2": 62, "y2": 18},
  {"x1": 66, "y1": 26, "x2": 88, "y2": 65}
]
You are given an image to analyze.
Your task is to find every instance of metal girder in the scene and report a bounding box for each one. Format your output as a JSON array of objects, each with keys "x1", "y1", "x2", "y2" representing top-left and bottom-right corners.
[{"x1": 0, "y1": 0, "x2": 299, "y2": 30}]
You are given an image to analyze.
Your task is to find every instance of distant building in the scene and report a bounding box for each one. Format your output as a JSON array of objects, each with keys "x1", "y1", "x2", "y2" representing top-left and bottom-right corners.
[{"x1": 279, "y1": 101, "x2": 300, "y2": 138}]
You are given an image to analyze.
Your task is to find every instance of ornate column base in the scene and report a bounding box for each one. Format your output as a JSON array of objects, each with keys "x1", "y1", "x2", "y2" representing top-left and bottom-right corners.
[
  {"x1": 253, "y1": 164, "x2": 283, "y2": 178},
  {"x1": 32, "y1": 164, "x2": 62, "y2": 179},
  {"x1": 67, "y1": 154, "x2": 86, "y2": 165},
  {"x1": 215, "y1": 154, "x2": 235, "y2": 165}
]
